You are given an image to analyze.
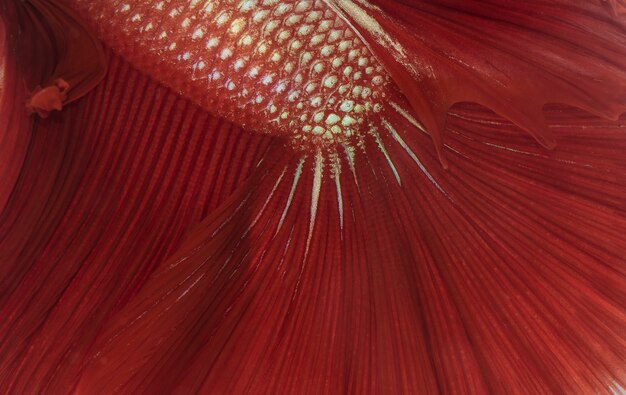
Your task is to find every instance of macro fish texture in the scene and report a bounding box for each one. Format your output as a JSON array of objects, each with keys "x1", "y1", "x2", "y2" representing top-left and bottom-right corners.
[
  {"x1": 1, "y1": 0, "x2": 626, "y2": 393},
  {"x1": 67, "y1": 0, "x2": 395, "y2": 152}
]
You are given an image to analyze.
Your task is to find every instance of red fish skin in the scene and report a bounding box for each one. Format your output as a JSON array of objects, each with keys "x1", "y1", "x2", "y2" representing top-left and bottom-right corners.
[
  {"x1": 65, "y1": 0, "x2": 395, "y2": 154},
  {"x1": 1, "y1": 0, "x2": 625, "y2": 394},
  {"x1": 61, "y1": 1, "x2": 625, "y2": 393},
  {"x1": 62, "y1": 0, "x2": 626, "y2": 167}
]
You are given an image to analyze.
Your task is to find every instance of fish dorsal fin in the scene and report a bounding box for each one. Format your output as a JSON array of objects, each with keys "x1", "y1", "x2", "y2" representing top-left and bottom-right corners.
[{"x1": 324, "y1": 0, "x2": 626, "y2": 164}]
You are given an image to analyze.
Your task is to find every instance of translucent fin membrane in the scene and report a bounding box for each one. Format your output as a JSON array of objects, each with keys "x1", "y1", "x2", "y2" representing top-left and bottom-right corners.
[
  {"x1": 0, "y1": 0, "x2": 106, "y2": 118},
  {"x1": 325, "y1": 0, "x2": 626, "y2": 164},
  {"x1": 0, "y1": 51, "x2": 271, "y2": 393},
  {"x1": 77, "y1": 104, "x2": 626, "y2": 394},
  {"x1": 1, "y1": 1, "x2": 625, "y2": 393}
]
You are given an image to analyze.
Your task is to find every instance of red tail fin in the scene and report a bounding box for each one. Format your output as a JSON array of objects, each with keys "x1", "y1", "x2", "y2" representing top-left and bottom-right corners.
[
  {"x1": 77, "y1": 100, "x2": 626, "y2": 393},
  {"x1": 324, "y1": 0, "x2": 626, "y2": 163},
  {"x1": 1, "y1": 1, "x2": 625, "y2": 394},
  {"x1": 0, "y1": 50, "x2": 271, "y2": 393}
]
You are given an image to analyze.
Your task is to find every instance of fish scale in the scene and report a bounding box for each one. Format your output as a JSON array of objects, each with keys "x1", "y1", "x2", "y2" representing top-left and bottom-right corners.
[{"x1": 68, "y1": 0, "x2": 393, "y2": 150}]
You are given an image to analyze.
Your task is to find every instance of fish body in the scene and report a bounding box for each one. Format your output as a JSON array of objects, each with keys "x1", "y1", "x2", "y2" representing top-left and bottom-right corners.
[
  {"x1": 2, "y1": 1, "x2": 626, "y2": 393},
  {"x1": 68, "y1": 0, "x2": 392, "y2": 151}
]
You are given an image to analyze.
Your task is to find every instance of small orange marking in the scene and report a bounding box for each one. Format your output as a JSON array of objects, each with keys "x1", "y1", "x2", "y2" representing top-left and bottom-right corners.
[{"x1": 26, "y1": 78, "x2": 70, "y2": 118}]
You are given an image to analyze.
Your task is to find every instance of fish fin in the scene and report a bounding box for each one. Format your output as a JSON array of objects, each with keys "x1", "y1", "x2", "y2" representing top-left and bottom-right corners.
[
  {"x1": 604, "y1": 0, "x2": 626, "y2": 16},
  {"x1": 74, "y1": 143, "x2": 470, "y2": 394},
  {"x1": 0, "y1": 50, "x2": 272, "y2": 393},
  {"x1": 0, "y1": 18, "x2": 32, "y2": 212},
  {"x1": 76, "y1": 100, "x2": 626, "y2": 393},
  {"x1": 324, "y1": 0, "x2": 626, "y2": 162},
  {"x1": 0, "y1": 0, "x2": 107, "y2": 117}
]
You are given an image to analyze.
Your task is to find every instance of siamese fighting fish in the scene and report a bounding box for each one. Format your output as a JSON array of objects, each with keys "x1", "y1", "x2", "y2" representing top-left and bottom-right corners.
[{"x1": 1, "y1": 0, "x2": 626, "y2": 393}]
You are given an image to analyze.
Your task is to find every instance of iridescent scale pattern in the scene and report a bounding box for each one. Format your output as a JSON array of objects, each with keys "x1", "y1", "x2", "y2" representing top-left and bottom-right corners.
[{"x1": 69, "y1": 0, "x2": 392, "y2": 150}]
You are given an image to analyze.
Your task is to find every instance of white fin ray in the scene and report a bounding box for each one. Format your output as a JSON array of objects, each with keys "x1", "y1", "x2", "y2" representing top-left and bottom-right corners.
[
  {"x1": 383, "y1": 119, "x2": 447, "y2": 196},
  {"x1": 330, "y1": 152, "x2": 344, "y2": 232},
  {"x1": 370, "y1": 128, "x2": 401, "y2": 185},
  {"x1": 243, "y1": 165, "x2": 288, "y2": 238},
  {"x1": 276, "y1": 157, "x2": 306, "y2": 234},
  {"x1": 306, "y1": 150, "x2": 324, "y2": 259}
]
